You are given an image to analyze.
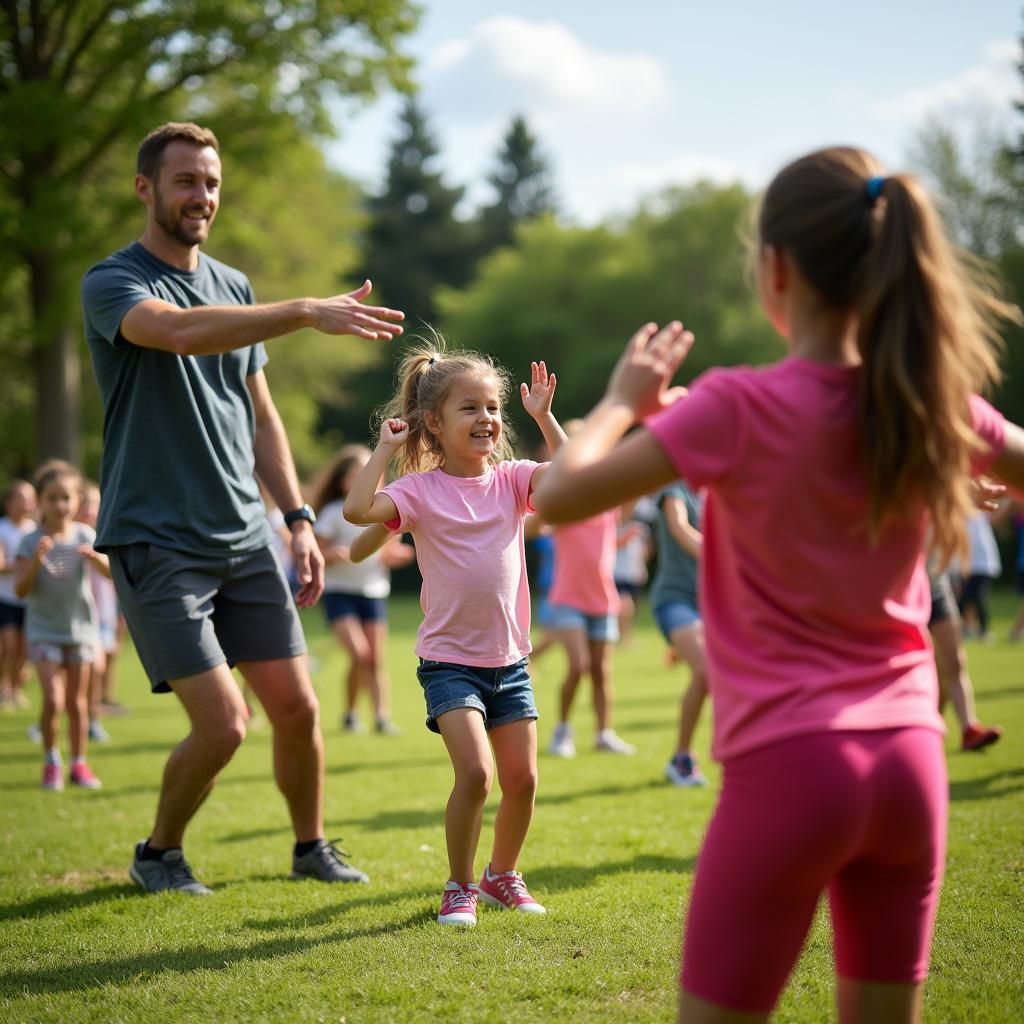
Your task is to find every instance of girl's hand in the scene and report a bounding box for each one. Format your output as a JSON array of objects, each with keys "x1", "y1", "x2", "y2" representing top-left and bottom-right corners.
[
  {"x1": 970, "y1": 477, "x2": 1006, "y2": 513},
  {"x1": 332, "y1": 545, "x2": 351, "y2": 563},
  {"x1": 35, "y1": 536, "x2": 54, "y2": 563},
  {"x1": 380, "y1": 418, "x2": 409, "y2": 447},
  {"x1": 607, "y1": 322, "x2": 694, "y2": 421},
  {"x1": 78, "y1": 544, "x2": 100, "y2": 563},
  {"x1": 520, "y1": 361, "x2": 557, "y2": 420}
]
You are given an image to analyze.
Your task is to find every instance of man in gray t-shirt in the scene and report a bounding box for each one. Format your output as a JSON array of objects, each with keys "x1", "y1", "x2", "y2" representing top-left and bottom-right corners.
[{"x1": 81, "y1": 122, "x2": 404, "y2": 895}]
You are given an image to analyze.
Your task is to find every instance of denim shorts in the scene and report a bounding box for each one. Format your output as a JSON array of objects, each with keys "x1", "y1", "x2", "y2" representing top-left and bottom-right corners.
[
  {"x1": 654, "y1": 600, "x2": 701, "y2": 641},
  {"x1": 29, "y1": 641, "x2": 97, "y2": 665},
  {"x1": 546, "y1": 603, "x2": 620, "y2": 642},
  {"x1": 416, "y1": 657, "x2": 539, "y2": 734},
  {"x1": 324, "y1": 592, "x2": 387, "y2": 624}
]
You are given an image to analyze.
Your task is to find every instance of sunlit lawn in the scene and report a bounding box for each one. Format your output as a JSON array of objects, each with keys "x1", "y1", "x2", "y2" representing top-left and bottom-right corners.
[{"x1": 1, "y1": 593, "x2": 1021, "y2": 1022}]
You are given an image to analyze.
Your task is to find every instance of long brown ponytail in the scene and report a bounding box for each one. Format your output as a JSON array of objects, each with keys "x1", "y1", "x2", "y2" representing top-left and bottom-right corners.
[{"x1": 759, "y1": 146, "x2": 1018, "y2": 560}]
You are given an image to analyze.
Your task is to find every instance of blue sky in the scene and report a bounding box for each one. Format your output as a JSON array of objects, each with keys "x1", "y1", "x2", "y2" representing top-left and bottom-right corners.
[{"x1": 326, "y1": 1, "x2": 1021, "y2": 222}]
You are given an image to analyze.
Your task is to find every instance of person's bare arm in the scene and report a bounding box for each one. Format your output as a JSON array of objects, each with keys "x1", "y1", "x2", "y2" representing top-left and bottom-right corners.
[
  {"x1": 344, "y1": 422, "x2": 404, "y2": 525},
  {"x1": 120, "y1": 280, "x2": 404, "y2": 357},
  {"x1": 662, "y1": 495, "x2": 702, "y2": 558},
  {"x1": 989, "y1": 421, "x2": 1024, "y2": 500},
  {"x1": 248, "y1": 370, "x2": 323, "y2": 607}
]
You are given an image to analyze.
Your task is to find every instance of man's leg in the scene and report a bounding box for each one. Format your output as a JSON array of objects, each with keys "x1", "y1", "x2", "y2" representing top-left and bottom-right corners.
[
  {"x1": 237, "y1": 655, "x2": 322, "y2": 842},
  {"x1": 149, "y1": 664, "x2": 248, "y2": 849}
]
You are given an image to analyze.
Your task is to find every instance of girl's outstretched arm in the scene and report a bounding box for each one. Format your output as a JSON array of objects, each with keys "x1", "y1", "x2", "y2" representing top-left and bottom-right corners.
[
  {"x1": 991, "y1": 420, "x2": 1024, "y2": 499},
  {"x1": 532, "y1": 323, "x2": 693, "y2": 523},
  {"x1": 349, "y1": 523, "x2": 394, "y2": 563},
  {"x1": 520, "y1": 360, "x2": 567, "y2": 456},
  {"x1": 344, "y1": 420, "x2": 404, "y2": 525}
]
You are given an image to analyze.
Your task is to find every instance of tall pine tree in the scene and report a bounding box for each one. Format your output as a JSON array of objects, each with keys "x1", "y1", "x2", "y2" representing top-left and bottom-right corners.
[
  {"x1": 361, "y1": 98, "x2": 475, "y2": 327},
  {"x1": 479, "y1": 115, "x2": 557, "y2": 254}
]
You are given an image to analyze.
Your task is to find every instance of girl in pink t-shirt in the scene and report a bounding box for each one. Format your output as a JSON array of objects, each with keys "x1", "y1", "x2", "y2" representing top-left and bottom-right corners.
[
  {"x1": 534, "y1": 147, "x2": 1024, "y2": 1022},
  {"x1": 345, "y1": 341, "x2": 567, "y2": 927}
]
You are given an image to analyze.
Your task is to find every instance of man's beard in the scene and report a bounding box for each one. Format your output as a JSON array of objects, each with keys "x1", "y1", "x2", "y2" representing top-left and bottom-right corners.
[{"x1": 153, "y1": 186, "x2": 207, "y2": 247}]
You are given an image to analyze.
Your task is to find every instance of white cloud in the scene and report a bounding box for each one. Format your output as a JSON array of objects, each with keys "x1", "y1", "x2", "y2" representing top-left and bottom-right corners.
[
  {"x1": 875, "y1": 38, "x2": 1019, "y2": 123},
  {"x1": 424, "y1": 16, "x2": 669, "y2": 113}
]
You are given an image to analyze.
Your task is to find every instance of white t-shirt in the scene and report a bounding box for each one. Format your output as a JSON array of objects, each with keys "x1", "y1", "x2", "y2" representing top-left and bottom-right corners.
[
  {"x1": 0, "y1": 515, "x2": 35, "y2": 606},
  {"x1": 963, "y1": 511, "x2": 1001, "y2": 578},
  {"x1": 314, "y1": 500, "x2": 391, "y2": 598}
]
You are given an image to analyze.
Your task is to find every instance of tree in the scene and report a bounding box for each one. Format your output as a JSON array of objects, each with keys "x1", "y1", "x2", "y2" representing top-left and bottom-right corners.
[
  {"x1": 436, "y1": 182, "x2": 777, "y2": 448},
  {"x1": 478, "y1": 115, "x2": 556, "y2": 254},
  {"x1": 360, "y1": 97, "x2": 476, "y2": 328},
  {"x1": 0, "y1": 0, "x2": 418, "y2": 469}
]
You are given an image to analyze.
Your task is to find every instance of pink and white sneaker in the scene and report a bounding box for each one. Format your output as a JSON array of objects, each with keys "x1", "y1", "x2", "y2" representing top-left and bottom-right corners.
[
  {"x1": 437, "y1": 881, "x2": 479, "y2": 926},
  {"x1": 42, "y1": 762, "x2": 64, "y2": 791},
  {"x1": 478, "y1": 865, "x2": 546, "y2": 914},
  {"x1": 70, "y1": 762, "x2": 102, "y2": 789}
]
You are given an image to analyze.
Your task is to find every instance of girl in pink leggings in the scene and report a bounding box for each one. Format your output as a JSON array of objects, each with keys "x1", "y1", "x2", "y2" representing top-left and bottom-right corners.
[{"x1": 534, "y1": 146, "x2": 1024, "y2": 1023}]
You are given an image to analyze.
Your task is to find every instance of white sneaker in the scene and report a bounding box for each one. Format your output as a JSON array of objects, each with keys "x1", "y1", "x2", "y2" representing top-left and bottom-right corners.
[
  {"x1": 595, "y1": 729, "x2": 636, "y2": 755},
  {"x1": 88, "y1": 720, "x2": 111, "y2": 743},
  {"x1": 665, "y1": 752, "x2": 707, "y2": 787},
  {"x1": 548, "y1": 723, "x2": 576, "y2": 758}
]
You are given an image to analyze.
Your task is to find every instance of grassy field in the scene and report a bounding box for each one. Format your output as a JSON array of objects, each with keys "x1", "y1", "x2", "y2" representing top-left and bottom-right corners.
[{"x1": 1, "y1": 593, "x2": 1022, "y2": 1023}]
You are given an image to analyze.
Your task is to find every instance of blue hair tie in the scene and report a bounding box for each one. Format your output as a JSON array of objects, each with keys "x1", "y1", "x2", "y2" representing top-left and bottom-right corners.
[{"x1": 866, "y1": 176, "x2": 885, "y2": 204}]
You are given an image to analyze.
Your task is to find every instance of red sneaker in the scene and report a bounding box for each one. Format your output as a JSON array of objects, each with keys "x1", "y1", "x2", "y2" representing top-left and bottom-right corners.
[
  {"x1": 42, "y1": 763, "x2": 64, "y2": 791},
  {"x1": 961, "y1": 722, "x2": 1002, "y2": 752},
  {"x1": 70, "y1": 762, "x2": 103, "y2": 789},
  {"x1": 478, "y1": 865, "x2": 546, "y2": 914},
  {"x1": 437, "y1": 881, "x2": 479, "y2": 926}
]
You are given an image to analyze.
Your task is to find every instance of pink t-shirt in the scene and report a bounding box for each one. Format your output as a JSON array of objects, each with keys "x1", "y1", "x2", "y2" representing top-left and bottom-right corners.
[
  {"x1": 646, "y1": 357, "x2": 1005, "y2": 762},
  {"x1": 549, "y1": 512, "x2": 621, "y2": 616},
  {"x1": 383, "y1": 460, "x2": 540, "y2": 667}
]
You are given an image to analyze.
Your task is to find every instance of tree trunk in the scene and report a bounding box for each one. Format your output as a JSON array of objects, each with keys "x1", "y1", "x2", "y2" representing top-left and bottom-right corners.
[{"x1": 30, "y1": 252, "x2": 80, "y2": 465}]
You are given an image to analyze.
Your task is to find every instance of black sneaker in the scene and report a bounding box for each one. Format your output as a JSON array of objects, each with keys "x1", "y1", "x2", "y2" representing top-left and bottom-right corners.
[
  {"x1": 129, "y1": 840, "x2": 213, "y2": 895},
  {"x1": 291, "y1": 839, "x2": 369, "y2": 884}
]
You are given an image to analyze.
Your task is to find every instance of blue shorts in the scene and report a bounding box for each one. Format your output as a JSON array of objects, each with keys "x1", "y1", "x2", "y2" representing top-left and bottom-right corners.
[
  {"x1": 416, "y1": 657, "x2": 539, "y2": 734},
  {"x1": 546, "y1": 603, "x2": 620, "y2": 643},
  {"x1": 655, "y1": 600, "x2": 701, "y2": 641},
  {"x1": 323, "y1": 592, "x2": 387, "y2": 624},
  {"x1": 0, "y1": 600, "x2": 25, "y2": 629}
]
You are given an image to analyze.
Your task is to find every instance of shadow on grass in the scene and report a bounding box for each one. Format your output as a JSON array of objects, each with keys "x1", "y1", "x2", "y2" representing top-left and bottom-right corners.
[
  {"x1": 0, "y1": 882, "x2": 137, "y2": 923},
  {"x1": 528, "y1": 851, "x2": 697, "y2": 894},
  {"x1": 240, "y1": 883, "x2": 429, "y2": 930},
  {"x1": 974, "y1": 682, "x2": 1024, "y2": 701},
  {"x1": 949, "y1": 766, "x2": 1024, "y2": 802},
  {"x1": 0, "y1": 909, "x2": 429, "y2": 997}
]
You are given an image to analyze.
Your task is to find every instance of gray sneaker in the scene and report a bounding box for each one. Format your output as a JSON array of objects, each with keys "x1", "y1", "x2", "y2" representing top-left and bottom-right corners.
[
  {"x1": 130, "y1": 841, "x2": 213, "y2": 895},
  {"x1": 291, "y1": 839, "x2": 369, "y2": 884}
]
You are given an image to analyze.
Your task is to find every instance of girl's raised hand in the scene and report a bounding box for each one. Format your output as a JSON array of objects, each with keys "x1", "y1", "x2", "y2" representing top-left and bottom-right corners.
[
  {"x1": 380, "y1": 418, "x2": 410, "y2": 446},
  {"x1": 34, "y1": 536, "x2": 54, "y2": 562},
  {"x1": 607, "y1": 322, "x2": 694, "y2": 421},
  {"x1": 520, "y1": 361, "x2": 557, "y2": 420}
]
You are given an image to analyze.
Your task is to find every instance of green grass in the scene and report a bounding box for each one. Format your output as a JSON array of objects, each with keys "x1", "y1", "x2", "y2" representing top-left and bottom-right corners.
[{"x1": 2, "y1": 594, "x2": 1022, "y2": 1023}]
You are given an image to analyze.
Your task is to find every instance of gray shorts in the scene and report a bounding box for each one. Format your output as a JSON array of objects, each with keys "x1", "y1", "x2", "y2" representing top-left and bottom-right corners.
[{"x1": 108, "y1": 543, "x2": 306, "y2": 692}]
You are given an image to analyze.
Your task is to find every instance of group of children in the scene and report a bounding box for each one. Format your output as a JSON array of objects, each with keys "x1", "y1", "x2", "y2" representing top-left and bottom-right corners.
[
  {"x1": 5, "y1": 143, "x2": 1023, "y2": 1021},
  {"x1": 0, "y1": 464, "x2": 126, "y2": 791},
  {"x1": 329, "y1": 145, "x2": 1024, "y2": 1024}
]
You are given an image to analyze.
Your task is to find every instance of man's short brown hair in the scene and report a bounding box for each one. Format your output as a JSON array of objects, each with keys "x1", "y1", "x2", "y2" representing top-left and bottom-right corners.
[{"x1": 137, "y1": 122, "x2": 220, "y2": 180}]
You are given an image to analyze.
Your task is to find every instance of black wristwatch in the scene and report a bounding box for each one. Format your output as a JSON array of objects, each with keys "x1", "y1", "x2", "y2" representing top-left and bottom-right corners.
[{"x1": 283, "y1": 503, "x2": 316, "y2": 528}]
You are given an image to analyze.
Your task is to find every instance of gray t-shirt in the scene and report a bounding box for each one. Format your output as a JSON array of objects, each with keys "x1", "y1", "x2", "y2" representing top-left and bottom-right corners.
[
  {"x1": 81, "y1": 242, "x2": 272, "y2": 556},
  {"x1": 650, "y1": 482, "x2": 702, "y2": 610},
  {"x1": 16, "y1": 524, "x2": 99, "y2": 645}
]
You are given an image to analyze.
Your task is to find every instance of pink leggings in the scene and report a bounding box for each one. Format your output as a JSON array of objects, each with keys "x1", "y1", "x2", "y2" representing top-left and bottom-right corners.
[{"x1": 681, "y1": 728, "x2": 947, "y2": 1013}]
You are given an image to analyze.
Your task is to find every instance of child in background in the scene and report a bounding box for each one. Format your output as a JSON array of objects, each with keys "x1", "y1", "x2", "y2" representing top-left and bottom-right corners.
[
  {"x1": 0, "y1": 479, "x2": 37, "y2": 712},
  {"x1": 15, "y1": 461, "x2": 110, "y2": 790},
  {"x1": 311, "y1": 444, "x2": 414, "y2": 735},
  {"x1": 957, "y1": 509, "x2": 1001, "y2": 641},
  {"x1": 345, "y1": 344, "x2": 564, "y2": 927},
  {"x1": 613, "y1": 498, "x2": 653, "y2": 646},
  {"x1": 534, "y1": 147, "x2": 1024, "y2": 1022},
  {"x1": 927, "y1": 566, "x2": 1001, "y2": 751},
  {"x1": 652, "y1": 480, "x2": 709, "y2": 787},
  {"x1": 546, "y1": 420, "x2": 635, "y2": 758},
  {"x1": 75, "y1": 480, "x2": 126, "y2": 740}
]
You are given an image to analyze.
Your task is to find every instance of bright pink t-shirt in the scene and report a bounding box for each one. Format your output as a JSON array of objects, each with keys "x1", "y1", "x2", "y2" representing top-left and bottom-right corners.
[
  {"x1": 548, "y1": 512, "x2": 621, "y2": 616},
  {"x1": 646, "y1": 357, "x2": 1005, "y2": 762},
  {"x1": 382, "y1": 460, "x2": 540, "y2": 667}
]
